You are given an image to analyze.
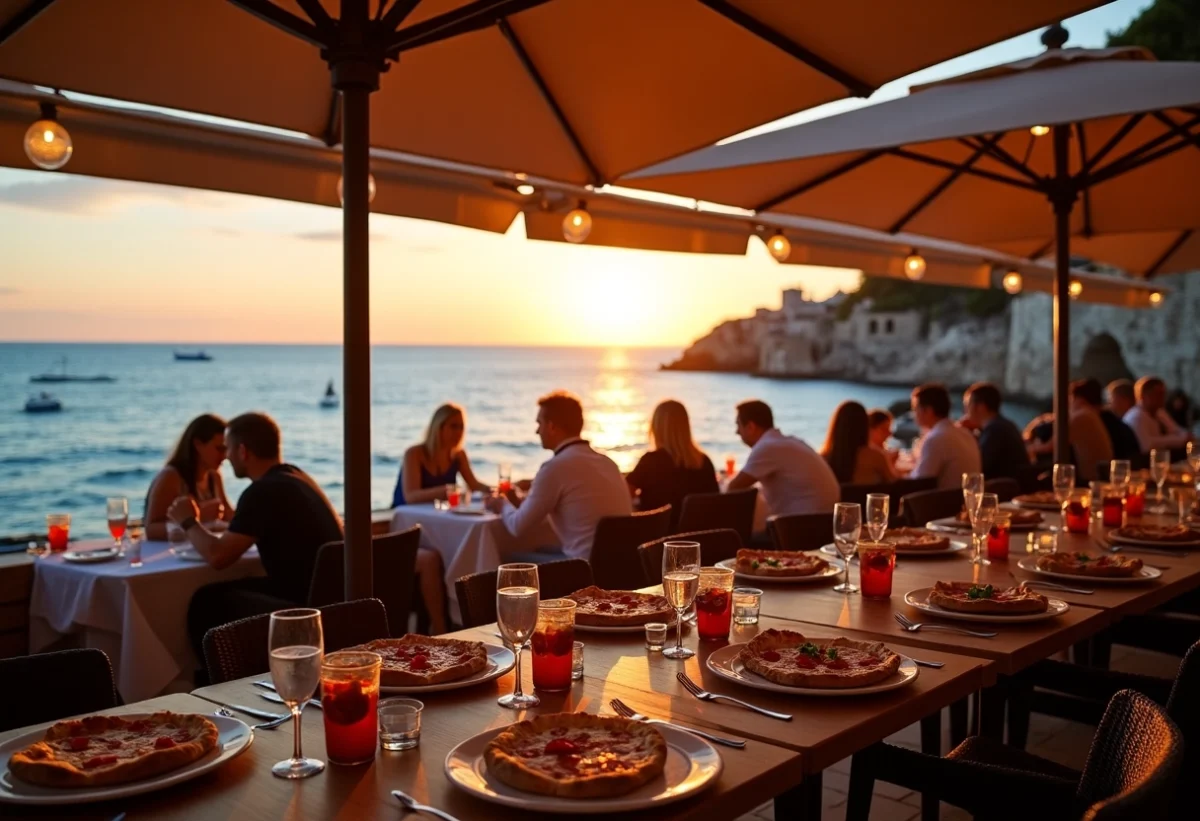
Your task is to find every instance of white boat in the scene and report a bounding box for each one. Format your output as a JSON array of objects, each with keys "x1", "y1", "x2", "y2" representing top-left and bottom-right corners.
[
  {"x1": 320, "y1": 380, "x2": 339, "y2": 409},
  {"x1": 24, "y1": 393, "x2": 63, "y2": 413}
]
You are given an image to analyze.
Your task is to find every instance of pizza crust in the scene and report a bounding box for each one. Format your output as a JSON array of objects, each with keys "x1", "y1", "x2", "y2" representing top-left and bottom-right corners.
[
  {"x1": 8, "y1": 712, "x2": 218, "y2": 788},
  {"x1": 1036, "y1": 552, "x2": 1143, "y2": 577},
  {"x1": 485, "y1": 713, "x2": 667, "y2": 798},
  {"x1": 1112, "y1": 524, "x2": 1200, "y2": 543},
  {"x1": 880, "y1": 528, "x2": 950, "y2": 552},
  {"x1": 734, "y1": 549, "x2": 829, "y2": 577},
  {"x1": 565, "y1": 586, "x2": 674, "y2": 627},
  {"x1": 927, "y1": 581, "x2": 1049, "y2": 614},
  {"x1": 345, "y1": 635, "x2": 488, "y2": 687},
  {"x1": 739, "y1": 629, "x2": 902, "y2": 689}
]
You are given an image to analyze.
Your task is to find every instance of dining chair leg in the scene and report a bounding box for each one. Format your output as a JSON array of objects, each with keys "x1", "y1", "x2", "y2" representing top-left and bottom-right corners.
[
  {"x1": 979, "y1": 681, "x2": 1008, "y2": 741},
  {"x1": 774, "y1": 771, "x2": 822, "y2": 820},
  {"x1": 1007, "y1": 678, "x2": 1033, "y2": 750},
  {"x1": 846, "y1": 754, "x2": 874, "y2": 821},
  {"x1": 950, "y1": 697, "x2": 969, "y2": 747},
  {"x1": 918, "y1": 713, "x2": 940, "y2": 821}
]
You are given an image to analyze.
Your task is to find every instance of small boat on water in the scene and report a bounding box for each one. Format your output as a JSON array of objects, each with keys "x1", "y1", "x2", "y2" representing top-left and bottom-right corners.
[
  {"x1": 24, "y1": 393, "x2": 63, "y2": 413},
  {"x1": 30, "y1": 357, "x2": 114, "y2": 383},
  {"x1": 174, "y1": 350, "x2": 213, "y2": 361},
  {"x1": 320, "y1": 380, "x2": 339, "y2": 409}
]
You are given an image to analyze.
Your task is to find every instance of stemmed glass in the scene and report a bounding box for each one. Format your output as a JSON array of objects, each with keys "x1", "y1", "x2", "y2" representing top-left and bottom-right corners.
[
  {"x1": 971, "y1": 493, "x2": 999, "y2": 565},
  {"x1": 1187, "y1": 441, "x2": 1200, "y2": 476},
  {"x1": 268, "y1": 608, "x2": 325, "y2": 779},
  {"x1": 496, "y1": 563, "x2": 540, "y2": 709},
  {"x1": 1110, "y1": 459, "x2": 1132, "y2": 490},
  {"x1": 1150, "y1": 449, "x2": 1171, "y2": 510},
  {"x1": 661, "y1": 541, "x2": 701, "y2": 660},
  {"x1": 1052, "y1": 463, "x2": 1076, "y2": 539},
  {"x1": 105, "y1": 497, "x2": 128, "y2": 550},
  {"x1": 497, "y1": 463, "x2": 513, "y2": 493},
  {"x1": 865, "y1": 493, "x2": 889, "y2": 541},
  {"x1": 832, "y1": 503, "x2": 862, "y2": 593},
  {"x1": 962, "y1": 472, "x2": 985, "y2": 524}
]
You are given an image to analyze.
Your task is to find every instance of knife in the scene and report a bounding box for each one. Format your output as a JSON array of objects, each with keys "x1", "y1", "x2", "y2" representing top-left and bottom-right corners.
[{"x1": 254, "y1": 680, "x2": 323, "y2": 710}]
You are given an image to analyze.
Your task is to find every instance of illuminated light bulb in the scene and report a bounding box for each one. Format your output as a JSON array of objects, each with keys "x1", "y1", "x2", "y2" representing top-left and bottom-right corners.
[
  {"x1": 1030, "y1": 125, "x2": 1050, "y2": 137},
  {"x1": 562, "y1": 202, "x2": 592, "y2": 243},
  {"x1": 516, "y1": 183, "x2": 536, "y2": 196},
  {"x1": 767, "y1": 230, "x2": 791, "y2": 262},
  {"x1": 1002, "y1": 270, "x2": 1023, "y2": 295},
  {"x1": 24, "y1": 111, "x2": 72, "y2": 171},
  {"x1": 904, "y1": 251, "x2": 926, "y2": 281},
  {"x1": 337, "y1": 173, "x2": 377, "y2": 206},
  {"x1": 1149, "y1": 290, "x2": 1164, "y2": 308},
  {"x1": 1068, "y1": 279, "x2": 1083, "y2": 299}
]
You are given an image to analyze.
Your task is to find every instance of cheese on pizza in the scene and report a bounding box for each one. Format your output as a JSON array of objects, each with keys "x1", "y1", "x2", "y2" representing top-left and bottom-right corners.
[
  {"x1": 735, "y1": 549, "x2": 829, "y2": 577},
  {"x1": 739, "y1": 629, "x2": 902, "y2": 689},
  {"x1": 345, "y1": 635, "x2": 488, "y2": 687},
  {"x1": 1036, "y1": 552, "x2": 1143, "y2": 577},
  {"x1": 565, "y1": 586, "x2": 674, "y2": 627},
  {"x1": 880, "y1": 528, "x2": 950, "y2": 552},
  {"x1": 927, "y1": 581, "x2": 1049, "y2": 614}
]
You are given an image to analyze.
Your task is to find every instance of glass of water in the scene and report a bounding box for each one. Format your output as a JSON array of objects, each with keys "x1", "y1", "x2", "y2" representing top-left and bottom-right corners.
[
  {"x1": 865, "y1": 493, "x2": 889, "y2": 541},
  {"x1": 1110, "y1": 459, "x2": 1132, "y2": 490},
  {"x1": 733, "y1": 588, "x2": 762, "y2": 625},
  {"x1": 644, "y1": 622, "x2": 668, "y2": 651},
  {"x1": 832, "y1": 503, "x2": 862, "y2": 593},
  {"x1": 268, "y1": 609, "x2": 325, "y2": 779},
  {"x1": 1150, "y1": 449, "x2": 1171, "y2": 509},
  {"x1": 378, "y1": 698, "x2": 423, "y2": 751}
]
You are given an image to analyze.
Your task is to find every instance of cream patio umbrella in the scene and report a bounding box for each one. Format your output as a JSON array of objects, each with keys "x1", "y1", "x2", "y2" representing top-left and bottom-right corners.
[{"x1": 628, "y1": 31, "x2": 1200, "y2": 462}]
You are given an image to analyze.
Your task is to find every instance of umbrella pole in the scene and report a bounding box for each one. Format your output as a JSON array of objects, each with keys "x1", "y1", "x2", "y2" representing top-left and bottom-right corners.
[{"x1": 1050, "y1": 125, "x2": 1075, "y2": 467}]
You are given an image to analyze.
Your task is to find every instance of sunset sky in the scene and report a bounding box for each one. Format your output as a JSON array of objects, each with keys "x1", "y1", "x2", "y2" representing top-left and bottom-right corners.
[{"x1": 0, "y1": 1, "x2": 1150, "y2": 348}]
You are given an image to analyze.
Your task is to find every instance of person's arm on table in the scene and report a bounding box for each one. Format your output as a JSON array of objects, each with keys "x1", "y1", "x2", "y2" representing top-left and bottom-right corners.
[
  {"x1": 489, "y1": 465, "x2": 560, "y2": 540},
  {"x1": 144, "y1": 469, "x2": 183, "y2": 541},
  {"x1": 167, "y1": 496, "x2": 254, "y2": 570},
  {"x1": 457, "y1": 451, "x2": 492, "y2": 494}
]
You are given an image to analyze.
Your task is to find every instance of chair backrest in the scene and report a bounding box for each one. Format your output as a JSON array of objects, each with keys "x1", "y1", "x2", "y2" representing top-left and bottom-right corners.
[
  {"x1": 1164, "y1": 641, "x2": 1200, "y2": 819},
  {"x1": 767, "y1": 513, "x2": 833, "y2": 553},
  {"x1": 677, "y1": 489, "x2": 757, "y2": 546},
  {"x1": 202, "y1": 598, "x2": 390, "y2": 685},
  {"x1": 985, "y1": 477, "x2": 1022, "y2": 503},
  {"x1": 590, "y1": 505, "x2": 673, "y2": 590},
  {"x1": 840, "y1": 478, "x2": 937, "y2": 523},
  {"x1": 307, "y1": 527, "x2": 421, "y2": 634},
  {"x1": 899, "y1": 488, "x2": 964, "y2": 526},
  {"x1": 0, "y1": 649, "x2": 119, "y2": 732},
  {"x1": 1078, "y1": 690, "x2": 1183, "y2": 821},
  {"x1": 637, "y1": 529, "x2": 743, "y2": 585},
  {"x1": 454, "y1": 558, "x2": 593, "y2": 628}
]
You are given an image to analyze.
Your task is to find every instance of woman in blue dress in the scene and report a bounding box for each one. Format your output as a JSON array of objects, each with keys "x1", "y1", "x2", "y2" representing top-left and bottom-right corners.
[{"x1": 392, "y1": 403, "x2": 490, "y2": 506}]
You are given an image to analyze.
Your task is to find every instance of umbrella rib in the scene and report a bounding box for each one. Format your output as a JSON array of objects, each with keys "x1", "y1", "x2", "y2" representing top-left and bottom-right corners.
[
  {"x1": 1085, "y1": 112, "x2": 1200, "y2": 187},
  {"x1": 887, "y1": 148, "x2": 1040, "y2": 191},
  {"x1": 227, "y1": 0, "x2": 330, "y2": 48},
  {"x1": 752, "y1": 150, "x2": 886, "y2": 212},
  {"x1": 888, "y1": 135, "x2": 1001, "y2": 234},
  {"x1": 1081, "y1": 114, "x2": 1144, "y2": 174},
  {"x1": 294, "y1": 0, "x2": 335, "y2": 32},
  {"x1": 1074, "y1": 123, "x2": 1092, "y2": 238},
  {"x1": 1026, "y1": 239, "x2": 1055, "y2": 261},
  {"x1": 694, "y1": 0, "x2": 873, "y2": 97},
  {"x1": 497, "y1": 17, "x2": 602, "y2": 186},
  {"x1": 388, "y1": 0, "x2": 551, "y2": 52},
  {"x1": 959, "y1": 135, "x2": 1041, "y2": 185},
  {"x1": 0, "y1": 0, "x2": 57, "y2": 48},
  {"x1": 1145, "y1": 230, "x2": 1193, "y2": 278},
  {"x1": 380, "y1": 0, "x2": 423, "y2": 30},
  {"x1": 323, "y1": 90, "x2": 343, "y2": 146}
]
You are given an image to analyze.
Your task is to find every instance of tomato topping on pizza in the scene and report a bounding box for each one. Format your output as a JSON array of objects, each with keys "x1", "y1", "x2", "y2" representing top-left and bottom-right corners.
[
  {"x1": 566, "y1": 586, "x2": 674, "y2": 627},
  {"x1": 344, "y1": 635, "x2": 489, "y2": 687},
  {"x1": 734, "y1": 549, "x2": 829, "y2": 577},
  {"x1": 739, "y1": 629, "x2": 902, "y2": 689}
]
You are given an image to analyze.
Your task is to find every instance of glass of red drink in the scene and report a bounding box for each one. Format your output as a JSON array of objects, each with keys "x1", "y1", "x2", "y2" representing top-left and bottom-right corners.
[
  {"x1": 724, "y1": 455, "x2": 736, "y2": 477},
  {"x1": 498, "y1": 463, "x2": 513, "y2": 494},
  {"x1": 531, "y1": 599, "x2": 576, "y2": 691},
  {"x1": 987, "y1": 514, "x2": 1012, "y2": 560},
  {"x1": 1101, "y1": 485, "x2": 1125, "y2": 528},
  {"x1": 46, "y1": 513, "x2": 70, "y2": 552},
  {"x1": 1062, "y1": 492, "x2": 1092, "y2": 534},
  {"x1": 1124, "y1": 480, "x2": 1146, "y2": 518},
  {"x1": 695, "y1": 567, "x2": 734, "y2": 640},
  {"x1": 445, "y1": 484, "x2": 460, "y2": 508},
  {"x1": 858, "y1": 542, "x2": 895, "y2": 598},
  {"x1": 321, "y1": 651, "x2": 381, "y2": 766}
]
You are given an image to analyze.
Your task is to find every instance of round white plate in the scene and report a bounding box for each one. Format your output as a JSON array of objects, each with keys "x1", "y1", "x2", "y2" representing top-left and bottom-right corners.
[
  {"x1": 904, "y1": 587, "x2": 1070, "y2": 623},
  {"x1": 169, "y1": 545, "x2": 206, "y2": 562},
  {"x1": 706, "y1": 643, "x2": 918, "y2": 696},
  {"x1": 1106, "y1": 531, "x2": 1200, "y2": 548},
  {"x1": 449, "y1": 508, "x2": 487, "y2": 517},
  {"x1": 819, "y1": 538, "x2": 968, "y2": 558},
  {"x1": 62, "y1": 547, "x2": 121, "y2": 563},
  {"x1": 444, "y1": 720, "x2": 722, "y2": 814},
  {"x1": 381, "y1": 643, "x2": 515, "y2": 694},
  {"x1": 925, "y1": 513, "x2": 1043, "y2": 534},
  {"x1": 0, "y1": 712, "x2": 253, "y2": 806},
  {"x1": 715, "y1": 556, "x2": 844, "y2": 584},
  {"x1": 1016, "y1": 556, "x2": 1163, "y2": 585},
  {"x1": 575, "y1": 618, "x2": 678, "y2": 634}
]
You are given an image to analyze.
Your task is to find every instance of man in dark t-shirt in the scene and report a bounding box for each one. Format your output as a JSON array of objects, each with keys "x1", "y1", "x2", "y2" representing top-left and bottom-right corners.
[{"x1": 170, "y1": 412, "x2": 343, "y2": 664}]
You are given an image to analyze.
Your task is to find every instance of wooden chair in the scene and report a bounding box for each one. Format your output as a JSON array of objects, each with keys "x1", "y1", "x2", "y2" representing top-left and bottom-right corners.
[
  {"x1": 840, "y1": 477, "x2": 937, "y2": 524},
  {"x1": 767, "y1": 512, "x2": 832, "y2": 553},
  {"x1": 677, "y1": 489, "x2": 757, "y2": 546},
  {"x1": 985, "y1": 477, "x2": 1022, "y2": 502},
  {"x1": 846, "y1": 690, "x2": 1183, "y2": 821},
  {"x1": 589, "y1": 506, "x2": 673, "y2": 590},
  {"x1": 0, "y1": 649, "x2": 119, "y2": 732},
  {"x1": 899, "y1": 488, "x2": 963, "y2": 526},
  {"x1": 307, "y1": 526, "x2": 422, "y2": 635},
  {"x1": 637, "y1": 529, "x2": 743, "y2": 585},
  {"x1": 454, "y1": 559, "x2": 593, "y2": 628},
  {"x1": 202, "y1": 598, "x2": 390, "y2": 685}
]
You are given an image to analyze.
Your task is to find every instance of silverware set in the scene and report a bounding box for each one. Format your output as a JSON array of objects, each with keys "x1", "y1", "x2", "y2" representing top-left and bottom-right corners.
[
  {"x1": 393, "y1": 789, "x2": 462, "y2": 821},
  {"x1": 894, "y1": 612, "x2": 997, "y2": 638},
  {"x1": 609, "y1": 698, "x2": 745, "y2": 748},
  {"x1": 1096, "y1": 536, "x2": 1186, "y2": 557},
  {"x1": 213, "y1": 706, "x2": 290, "y2": 730},
  {"x1": 676, "y1": 671, "x2": 792, "y2": 720},
  {"x1": 254, "y1": 680, "x2": 322, "y2": 710},
  {"x1": 1007, "y1": 570, "x2": 1094, "y2": 595}
]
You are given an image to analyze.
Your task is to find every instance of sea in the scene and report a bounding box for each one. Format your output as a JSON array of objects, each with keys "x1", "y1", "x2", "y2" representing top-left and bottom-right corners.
[{"x1": 0, "y1": 343, "x2": 1041, "y2": 540}]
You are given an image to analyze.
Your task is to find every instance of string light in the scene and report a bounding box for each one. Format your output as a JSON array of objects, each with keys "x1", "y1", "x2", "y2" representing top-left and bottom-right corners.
[
  {"x1": 1068, "y1": 279, "x2": 1083, "y2": 299},
  {"x1": 24, "y1": 104, "x2": 72, "y2": 171},
  {"x1": 904, "y1": 250, "x2": 926, "y2": 281},
  {"x1": 562, "y1": 201, "x2": 592, "y2": 243},
  {"x1": 516, "y1": 184, "x2": 536, "y2": 196},
  {"x1": 1002, "y1": 271, "x2": 1023, "y2": 294},
  {"x1": 337, "y1": 173, "x2": 377, "y2": 206},
  {"x1": 1149, "y1": 290, "x2": 1164, "y2": 308},
  {"x1": 766, "y1": 230, "x2": 791, "y2": 262},
  {"x1": 1030, "y1": 125, "x2": 1050, "y2": 137}
]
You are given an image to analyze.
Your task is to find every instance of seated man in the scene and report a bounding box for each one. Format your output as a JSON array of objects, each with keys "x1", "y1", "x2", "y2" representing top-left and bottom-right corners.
[
  {"x1": 727, "y1": 399, "x2": 839, "y2": 517},
  {"x1": 485, "y1": 391, "x2": 630, "y2": 562},
  {"x1": 909, "y1": 383, "x2": 981, "y2": 489},
  {"x1": 1123, "y1": 376, "x2": 1192, "y2": 454},
  {"x1": 962, "y1": 382, "x2": 1029, "y2": 480},
  {"x1": 171, "y1": 412, "x2": 344, "y2": 660},
  {"x1": 1101, "y1": 379, "x2": 1142, "y2": 460}
]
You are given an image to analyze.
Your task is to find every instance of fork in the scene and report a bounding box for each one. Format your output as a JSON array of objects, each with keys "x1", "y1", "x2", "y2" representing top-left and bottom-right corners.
[
  {"x1": 392, "y1": 789, "x2": 462, "y2": 821},
  {"x1": 609, "y1": 699, "x2": 745, "y2": 748},
  {"x1": 676, "y1": 671, "x2": 792, "y2": 720},
  {"x1": 214, "y1": 706, "x2": 291, "y2": 730},
  {"x1": 1007, "y1": 570, "x2": 1094, "y2": 595},
  {"x1": 894, "y1": 612, "x2": 997, "y2": 638}
]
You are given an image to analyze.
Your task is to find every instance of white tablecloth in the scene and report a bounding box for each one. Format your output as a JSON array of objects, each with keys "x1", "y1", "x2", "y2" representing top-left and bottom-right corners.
[
  {"x1": 391, "y1": 505, "x2": 558, "y2": 623},
  {"x1": 29, "y1": 539, "x2": 264, "y2": 703}
]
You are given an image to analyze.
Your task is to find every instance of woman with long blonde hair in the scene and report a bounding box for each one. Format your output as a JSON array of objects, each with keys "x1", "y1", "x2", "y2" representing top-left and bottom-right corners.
[
  {"x1": 391, "y1": 403, "x2": 489, "y2": 506},
  {"x1": 626, "y1": 400, "x2": 718, "y2": 521}
]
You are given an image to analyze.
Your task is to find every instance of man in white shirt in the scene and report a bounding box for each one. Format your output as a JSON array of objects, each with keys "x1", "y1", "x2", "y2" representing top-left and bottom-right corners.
[
  {"x1": 909, "y1": 384, "x2": 981, "y2": 489},
  {"x1": 727, "y1": 400, "x2": 840, "y2": 517},
  {"x1": 1123, "y1": 376, "x2": 1192, "y2": 454},
  {"x1": 485, "y1": 391, "x2": 630, "y2": 561}
]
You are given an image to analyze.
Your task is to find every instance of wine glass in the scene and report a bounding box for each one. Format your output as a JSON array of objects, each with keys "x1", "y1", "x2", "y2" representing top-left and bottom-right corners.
[
  {"x1": 832, "y1": 503, "x2": 862, "y2": 593},
  {"x1": 496, "y1": 563, "x2": 540, "y2": 709},
  {"x1": 971, "y1": 493, "x2": 999, "y2": 565},
  {"x1": 1110, "y1": 459, "x2": 1132, "y2": 490},
  {"x1": 865, "y1": 493, "x2": 889, "y2": 542},
  {"x1": 962, "y1": 472, "x2": 985, "y2": 523},
  {"x1": 1150, "y1": 449, "x2": 1171, "y2": 510},
  {"x1": 1187, "y1": 441, "x2": 1200, "y2": 475},
  {"x1": 497, "y1": 463, "x2": 513, "y2": 493},
  {"x1": 105, "y1": 497, "x2": 128, "y2": 550},
  {"x1": 661, "y1": 541, "x2": 701, "y2": 660},
  {"x1": 1052, "y1": 463, "x2": 1076, "y2": 538},
  {"x1": 268, "y1": 608, "x2": 325, "y2": 779}
]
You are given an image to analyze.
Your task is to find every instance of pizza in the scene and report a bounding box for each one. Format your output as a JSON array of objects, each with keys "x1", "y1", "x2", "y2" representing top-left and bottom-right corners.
[
  {"x1": 880, "y1": 527, "x2": 950, "y2": 552},
  {"x1": 345, "y1": 635, "x2": 488, "y2": 687},
  {"x1": 735, "y1": 549, "x2": 829, "y2": 577},
  {"x1": 1012, "y1": 491, "x2": 1064, "y2": 510},
  {"x1": 484, "y1": 713, "x2": 667, "y2": 798},
  {"x1": 1111, "y1": 524, "x2": 1200, "y2": 544},
  {"x1": 738, "y1": 629, "x2": 901, "y2": 689},
  {"x1": 1036, "y1": 552, "x2": 1144, "y2": 578},
  {"x1": 565, "y1": 586, "x2": 674, "y2": 627},
  {"x1": 954, "y1": 507, "x2": 1043, "y2": 527},
  {"x1": 8, "y1": 712, "x2": 218, "y2": 788},
  {"x1": 927, "y1": 581, "x2": 1049, "y2": 614}
]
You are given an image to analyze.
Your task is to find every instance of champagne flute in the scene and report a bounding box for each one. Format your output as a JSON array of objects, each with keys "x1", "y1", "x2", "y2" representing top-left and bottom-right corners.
[
  {"x1": 496, "y1": 563, "x2": 540, "y2": 709},
  {"x1": 832, "y1": 503, "x2": 862, "y2": 593},
  {"x1": 268, "y1": 608, "x2": 325, "y2": 779},
  {"x1": 971, "y1": 493, "x2": 999, "y2": 565},
  {"x1": 1187, "y1": 441, "x2": 1200, "y2": 476},
  {"x1": 865, "y1": 493, "x2": 889, "y2": 542},
  {"x1": 962, "y1": 472, "x2": 984, "y2": 524},
  {"x1": 105, "y1": 497, "x2": 128, "y2": 550},
  {"x1": 661, "y1": 541, "x2": 700, "y2": 660},
  {"x1": 1110, "y1": 459, "x2": 1132, "y2": 491},
  {"x1": 1150, "y1": 449, "x2": 1171, "y2": 510},
  {"x1": 1052, "y1": 463, "x2": 1076, "y2": 540}
]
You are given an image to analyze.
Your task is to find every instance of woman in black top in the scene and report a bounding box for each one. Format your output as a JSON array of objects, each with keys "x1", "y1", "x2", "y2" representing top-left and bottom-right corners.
[{"x1": 627, "y1": 400, "x2": 718, "y2": 523}]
